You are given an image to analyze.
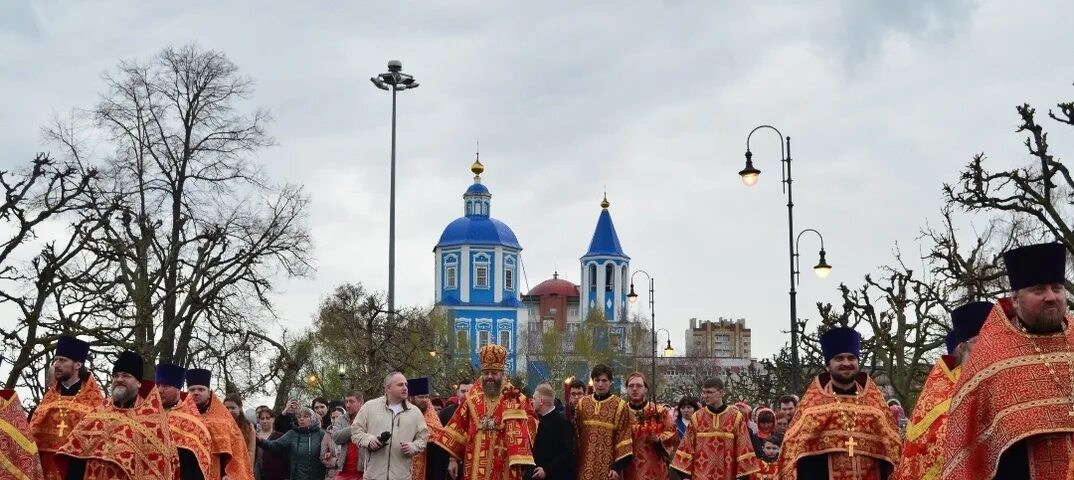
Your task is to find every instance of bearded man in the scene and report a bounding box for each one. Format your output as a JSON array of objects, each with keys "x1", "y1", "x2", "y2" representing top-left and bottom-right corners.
[
  {"x1": 157, "y1": 363, "x2": 212, "y2": 480},
  {"x1": 56, "y1": 350, "x2": 176, "y2": 479},
  {"x1": 187, "y1": 368, "x2": 253, "y2": 480},
  {"x1": 436, "y1": 344, "x2": 537, "y2": 480},
  {"x1": 944, "y1": 242, "x2": 1074, "y2": 480},
  {"x1": 29, "y1": 336, "x2": 104, "y2": 480},
  {"x1": 777, "y1": 327, "x2": 901, "y2": 480}
]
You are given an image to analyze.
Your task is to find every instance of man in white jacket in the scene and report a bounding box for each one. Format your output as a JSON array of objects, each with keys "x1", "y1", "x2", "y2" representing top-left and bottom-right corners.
[{"x1": 353, "y1": 372, "x2": 430, "y2": 480}]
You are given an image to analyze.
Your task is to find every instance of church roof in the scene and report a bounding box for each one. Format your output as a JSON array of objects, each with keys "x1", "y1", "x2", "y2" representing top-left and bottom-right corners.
[
  {"x1": 527, "y1": 275, "x2": 580, "y2": 297},
  {"x1": 465, "y1": 182, "x2": 490, "y2": 195},
  {"x1": 436, "y1": 216, "x2": 521, "y2": 249},
  {"x1": 583, "y1": 196, "x2": 628, "y2": 259}
]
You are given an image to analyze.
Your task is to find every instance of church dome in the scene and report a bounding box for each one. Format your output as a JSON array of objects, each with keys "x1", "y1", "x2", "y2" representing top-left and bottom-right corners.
[
  {"x1": 528, "y1": 276, "x2": 579, "y2": 297},
  {"x1": 436, "y1": 217, "x2": 521, "y2": 249}
]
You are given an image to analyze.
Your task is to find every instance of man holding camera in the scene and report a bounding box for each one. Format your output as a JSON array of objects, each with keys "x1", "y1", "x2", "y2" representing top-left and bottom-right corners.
[{"x1": 353, "y1": 372, "x2": 430, "y2": 480}]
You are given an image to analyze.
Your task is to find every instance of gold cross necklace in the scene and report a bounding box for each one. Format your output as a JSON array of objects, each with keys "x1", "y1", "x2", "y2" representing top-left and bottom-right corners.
[
  {"x1": 834, "y1": 391, "x2": 859, "y2": 457},
  {"x1": 1021, "y1": 323, "x2": 1074, "y2": 417}
]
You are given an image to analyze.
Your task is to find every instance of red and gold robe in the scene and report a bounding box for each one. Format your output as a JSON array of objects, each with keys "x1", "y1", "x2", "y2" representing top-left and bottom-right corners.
[
  {"x1": 574, "y1": 394, "x2": 633, "y2": 480},
  {"x1": 435, "y1": 381, "x2": 536, "y2": 480},
  {"x1": 414, "y1": 404, "x2": 444, "y2": 480},
  {"x1": 199, "y1": 394, "x2": 253, "y2": 480},
  {"x1": 0, "y1": 390, "x2": 44, "y2": 480},
  {"x1": 623, "y1": 401, "x2": 676, "y2": 480},
  {"x1": 752, "y1": 460, "x2": 779, "y2": 480},
  {"x1": 55, "y1": 381, "x2": 176, "y2": 479},
  {"x1": 670, "y1": 405, "x2": 759, "y2": 480},
  {"x1": 943, "y1": 300, "x2": 1074, "y2": 480},
  {"x1": 777, "y1": 373, "x2": 901, "y2": 480},
  {"x1": 165, "y1": 393, "x2": 212, "y2": 479},
  {"x1": 891, "y1": 355, "x2": 960, "y2": 480},
  {"x1": 28, "y1": 373, "x2": 103, "y2": 480}
]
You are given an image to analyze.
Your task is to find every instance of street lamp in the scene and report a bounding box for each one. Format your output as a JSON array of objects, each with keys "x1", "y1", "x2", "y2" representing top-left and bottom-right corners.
[
  {"x1": 737, "y1": 125, "x2": 832, "y2": 394},
  {"x1": 370, "y1": 60, "x2": 419, "y2": 320},
  {"x1": 796, "y1": 229, "x2": 832, "y2": 281},
  {"x1": 655, "y1": 328, "x2": 675, "y2": 356},
  {"x1": 627, "y1": 270, "x2": 658, "y2": 403}
]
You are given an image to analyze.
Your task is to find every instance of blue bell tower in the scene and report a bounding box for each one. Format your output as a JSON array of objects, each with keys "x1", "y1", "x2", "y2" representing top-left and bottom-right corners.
[{"x1": 580, "y1": 193, "x2": 630, "y2": 323}]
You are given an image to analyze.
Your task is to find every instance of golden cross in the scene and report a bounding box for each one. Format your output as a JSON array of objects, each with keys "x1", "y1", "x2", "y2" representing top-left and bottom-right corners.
[
  {"x1": 56, "y1": 418, "x2": 69, "y2": 437},
  {"x1": 846, "y1": 437, "x2": 857, "y2": 458}
]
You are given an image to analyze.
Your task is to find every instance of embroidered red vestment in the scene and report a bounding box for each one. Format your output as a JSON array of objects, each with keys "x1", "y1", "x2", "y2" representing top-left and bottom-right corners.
[
  {"x1": 200, "y1": 394, "x2": 254, "y2": 480},
  {"x1": 414, "y1": 404, "x2": 444, "y2": 480},
  {"x1": 165, "y1": 393, "x2": 212, "y2": 479},
  {"x1": 623, "y1": 402, "x2": 676, "y2": 480},
  {"x1": 435, "y1": 382, "x2": 537, "y2": 480},
  {"x1": 574, "y1": 395, "x2": 633, "y2": 480},
  {"x1": 28, "y1": 373, "x2": 103, "y2": 480},
  {"x1": 670, "y1": 405, "x2": 759, "y2": 480},
  {"x1": 776, "y1": 373, "x2": 901, "y2": 480},
  {"x1": 891, "y1": 355, "x2": 959, "y2": 480},
  {"x1": 55, "y1": 382, "x2": 176, "y2": 480},
  {"x1": 0, "y1": 389, "x2": 44, "y2": 480},
  {"x1": 943, "y1": 299, "x2": 1074, "y2": 480}
]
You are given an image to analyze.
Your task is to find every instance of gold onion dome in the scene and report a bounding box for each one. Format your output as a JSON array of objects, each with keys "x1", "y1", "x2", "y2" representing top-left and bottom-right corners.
[
  {"x1": 471, "y1": 158, "x2": 485, "y2": 177},
  {"x1": 601, "y1": 192, "x2": 610, "y2": 209}
]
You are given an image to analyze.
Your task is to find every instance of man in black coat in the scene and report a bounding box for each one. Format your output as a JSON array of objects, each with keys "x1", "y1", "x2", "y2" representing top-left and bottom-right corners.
[{"x1": 531, "y1": 384, "x2": 575, "y2": 480}]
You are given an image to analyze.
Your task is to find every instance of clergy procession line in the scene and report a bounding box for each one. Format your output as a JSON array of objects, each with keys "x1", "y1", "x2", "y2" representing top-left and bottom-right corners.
[{"x1": 1, "y1": 241, "x2": 1071, "y2": 479}]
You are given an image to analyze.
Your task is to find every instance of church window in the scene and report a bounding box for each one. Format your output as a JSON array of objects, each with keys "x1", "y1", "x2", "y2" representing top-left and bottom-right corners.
[
  {"x1": 505, "y1": 268, "x2": 514, "y2": 291},
  {"x1": 474, "y1": 255, "x2": 490, "y2": 289},
  {"x1": 478, "y1": 330, "x2": 490, "y2": 349},
  {"x1": 466, "y1": 201, "x2": 473, "y2": 216},
  {"x1": 445, "y1": 256, "x2": 458, "y2": 290},
  {"x1": 589, "y1": 264, "x2": 597, "y2": 289},
  {"x1": 456, "y1": 330, "x2": 469, "y2": 350},
  {"x1": 605, "y1": 264, "x2": 614, "y2": 291},
  {"x1": 498, "y1": 330, "x2": 511, "y2": 350}
]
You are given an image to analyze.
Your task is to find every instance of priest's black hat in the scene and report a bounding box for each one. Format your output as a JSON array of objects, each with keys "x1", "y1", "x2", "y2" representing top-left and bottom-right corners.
[
  {"x1": 944, "y1": 331, "x2": 957, "y2": 355},
  {"x1": 155, "y1": 363, "x2": 186, "y2": 389},
  {"x1": 819, "y1": 327, "x2": 861, "y2": 363},
  {"x1": 407, "y1": 377, "x2": 431, "y2": 396},
  {"x1": 112, "y1": 350, "x2": 144, "y2": 380},
  {"x1": 55, "y1": 336, "x2": 90, "y2": 363},
  {"x1": 186, "y1": 368, "x2": 212, "y2": 388},
  {"x1": 952, "y1": 301, "x2": 993, "y2": 344},
  {"x1": 1003, "y1": 243, "x2": 1067, "y2": 290}
]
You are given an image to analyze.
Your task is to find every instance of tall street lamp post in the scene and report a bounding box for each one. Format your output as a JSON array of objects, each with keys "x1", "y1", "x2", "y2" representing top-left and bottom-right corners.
[
  {"x1": 370, "y1": 60, "x2": 419, "y2": 319},
  {"x1": 627, "y1": 270, "x2": 656, "y2": 403},
  {"x1": 737, "y1": 125, "x2": 832, "y2": 394}
]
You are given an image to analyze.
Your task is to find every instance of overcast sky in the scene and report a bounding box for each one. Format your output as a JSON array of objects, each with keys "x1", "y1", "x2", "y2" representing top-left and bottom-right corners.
[{"x1": 2, "y1": 0, "x2": 1074, "y2": 365}]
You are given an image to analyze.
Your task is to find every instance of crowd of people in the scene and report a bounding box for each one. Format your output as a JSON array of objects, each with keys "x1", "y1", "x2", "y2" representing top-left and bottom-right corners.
[{"x1": 0, "y1": 240, "x2": 1070, "y2": 479}]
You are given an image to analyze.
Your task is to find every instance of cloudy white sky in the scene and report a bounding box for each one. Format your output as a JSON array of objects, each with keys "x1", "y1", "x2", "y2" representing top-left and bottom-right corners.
[{"x1": 2, "y1": 0, "x2": 1073, "y2": 364}]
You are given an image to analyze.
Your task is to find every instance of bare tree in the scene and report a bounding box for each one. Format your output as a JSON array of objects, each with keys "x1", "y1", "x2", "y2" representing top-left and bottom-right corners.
[{"x1": 42, "y1": 44, "x2": 313, "y2": 379}]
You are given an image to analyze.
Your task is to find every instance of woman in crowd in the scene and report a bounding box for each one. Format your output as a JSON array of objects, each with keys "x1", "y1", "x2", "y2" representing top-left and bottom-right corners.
[
  {"x1": 750, "y1": 408, "x2": 780, "y2": 456},
  {"x1": 225, "y1": 394, "x2": 258, "y2": 471},
  {"x1": 255, "y1": 408, "x2": 291, "y2": 480},
  {"x1": 675, "y1": 396, "x2": 700, "y2": 439},
  {"x1": 257, "y1": 406, "x2": 328, "y2": 480},
  {"x1": 312, "y1": 397, "x2": 331, "y2": 430},
  {"x1": 320, "y1": 406, "x2": 348, "y2": 479}
]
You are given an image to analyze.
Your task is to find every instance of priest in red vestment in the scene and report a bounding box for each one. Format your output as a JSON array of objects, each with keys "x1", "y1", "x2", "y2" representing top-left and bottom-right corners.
[
  {"x1": 187, "y1": 368, "x2": 254, "y2": 480},
  {"x1": 892, "y1": 301, "x2": 991, "y2": 480},
  {"x1": 670, "y1": 377, "x2": 759, "y2": 480},
  {"x1": 157, "y1": 363, "x2": 212, "y2": 480},
  {"x1": 55, "y1": 350, "x2": 177, "y2": 479},
  {"x1": 777, "y1": 327, "x2": 901, "y2": 480},
  {"x1": 436, "y1": 344, "x2": 537, "y2": 480},
  {"x1": 622, "y1": 372, "x2": 676, "y2": 480},
  {"x1": 943, "y1": 242, "x2": 1074, "y2": 480},
  {"x1": 29, "y1": 336, "x2": 104, "y2": 480},
  {"x1": 410, "y1": 377, "x2": 446, "y2": 480},
  {"x1": 574, "y1": 364, "x2": 633, "y2": 480},
  {"x1": 0, "y1": 389, "x2": 45, "y2": 480}
]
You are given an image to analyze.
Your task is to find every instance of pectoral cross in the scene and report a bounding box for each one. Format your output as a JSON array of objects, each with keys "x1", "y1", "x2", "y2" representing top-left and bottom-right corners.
[
  {"x1": 845, "y1": 437, "x2": 857, "y2": 458},
  {"x1": 56, "y1": 418, "x2": 69, "y2": 437}
]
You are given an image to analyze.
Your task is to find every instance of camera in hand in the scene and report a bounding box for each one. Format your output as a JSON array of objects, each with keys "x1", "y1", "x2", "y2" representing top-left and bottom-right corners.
[{"x1": 378, "y1": 431, "x2": 392, "y2": 443}]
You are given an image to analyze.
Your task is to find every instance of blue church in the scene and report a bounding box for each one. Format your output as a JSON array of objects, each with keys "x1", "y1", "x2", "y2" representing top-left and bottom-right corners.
[
  {"x1": 433, "y1": 158, "x2": 634, "y2": 376},
  {"x1": 433, "y1": 158, "x2": 524, "y2": 373}
]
